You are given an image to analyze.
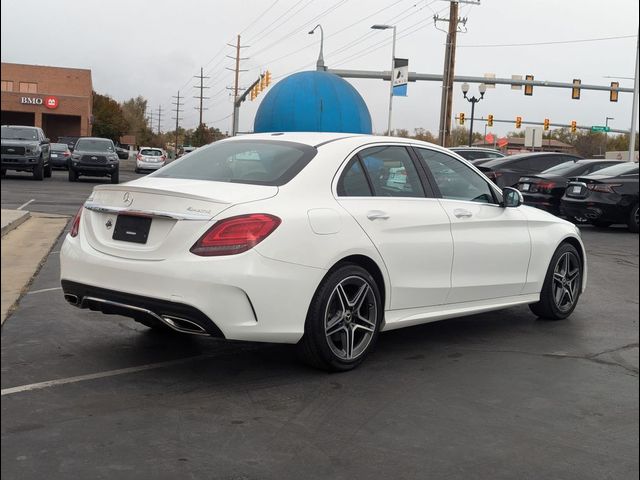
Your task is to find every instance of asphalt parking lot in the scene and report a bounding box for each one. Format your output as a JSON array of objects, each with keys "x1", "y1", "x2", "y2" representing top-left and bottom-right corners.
[{"x1": 1, "y1": 168, "x2": 638, "y2": 480}]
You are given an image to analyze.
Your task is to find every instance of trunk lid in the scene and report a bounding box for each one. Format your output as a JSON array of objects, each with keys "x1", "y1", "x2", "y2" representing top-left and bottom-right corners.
[{"x1": 83, "y1": 177, "x2": 278, "y2": 260}]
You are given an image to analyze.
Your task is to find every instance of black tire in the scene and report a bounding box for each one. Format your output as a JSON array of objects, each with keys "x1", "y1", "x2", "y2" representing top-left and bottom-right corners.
[
  {"x1": 591, "y1": 220, "x2": 612, "y2": 228},
  {"x1": 135, "y1": 168, "x2": 140, "y2": 174},
  {"x1": 110, "y1": 168, "x2": 119, "y2": 184},
  {"x1": 629, "y1": 204, "x2": 639, "y2": 233},
  {"x1": 297, "y1": 263, "x2": 382, "y2": 372},
  {"x1": 68, "y1": 168, "x2": 78, "y2": 182},
  {"x1": 33, "y1": 162, "x2": 44, "y2": 181},
  {"x1": 44, "y1": 163, "x2": 52, "y2": 178},
  {"x1": 529, "y1": 243, "x2": 582, "y2": 320}
]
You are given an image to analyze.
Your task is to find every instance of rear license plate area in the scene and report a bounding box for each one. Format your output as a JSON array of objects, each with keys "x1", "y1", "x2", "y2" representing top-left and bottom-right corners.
[
  {"x1": 571, "y1": 185, "x2": 582, "y2": 194},
  {"x1": 112, "y1": 215, "x2": 151, "y2": 244}
]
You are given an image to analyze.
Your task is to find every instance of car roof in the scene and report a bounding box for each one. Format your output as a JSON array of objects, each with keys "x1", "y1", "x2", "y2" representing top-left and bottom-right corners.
[
  {"x1": 78, "y1": 137, "x2": 113, "y2": 141},
  {"x1": 140, "y1": 146, "x2": 163, "y2": 150},
  {"x1": 480, "y1": 151, "x2": 580, "y2": 168},
  {"x1": 2, "y1": 125, "x2": 38, "y2": 129},
  {"x1": 450, "y1": 146, "x2": 501, "y2": 152}
]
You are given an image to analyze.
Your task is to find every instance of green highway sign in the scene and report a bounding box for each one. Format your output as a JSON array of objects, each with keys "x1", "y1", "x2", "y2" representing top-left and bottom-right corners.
[{"x1": 591, "y1": 125, "x2": 611, "y2": 132}]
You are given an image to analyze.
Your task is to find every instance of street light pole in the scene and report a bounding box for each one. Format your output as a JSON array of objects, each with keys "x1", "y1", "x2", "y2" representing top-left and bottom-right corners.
[
  {"x1": 461, "y1": 82, "x2": 486, "y2": 146},
  {"x1": 308, "y1": 25, "x2": 326, "y2": 71},
  {"x1": 372, "y1": 24, "x2": 396, "y2": 135},
  {"x1": 604, "y1": 116, "x2": 614, "y2": 157}
]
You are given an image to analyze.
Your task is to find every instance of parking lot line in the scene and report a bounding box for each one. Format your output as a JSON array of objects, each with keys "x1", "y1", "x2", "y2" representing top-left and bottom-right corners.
[
  {"x1": 17, "y1": 199, "x2": 35, "y2": 210},
  {"x1": 27, "y1": 287, "x2": 62, "y2": 295},
  {"x1": 1, "y1": 354, "x2": 210, "y2": 396}
]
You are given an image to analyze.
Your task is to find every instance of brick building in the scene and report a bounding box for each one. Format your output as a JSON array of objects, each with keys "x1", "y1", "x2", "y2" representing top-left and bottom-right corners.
[{"x1": 1, "y1": 62, "x2": 92, "y2": 140}]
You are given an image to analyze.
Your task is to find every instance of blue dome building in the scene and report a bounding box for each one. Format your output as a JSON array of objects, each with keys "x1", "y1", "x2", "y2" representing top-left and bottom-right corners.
[{"x1": 254, "y1": 71, "x2": 372, "y2": 134}]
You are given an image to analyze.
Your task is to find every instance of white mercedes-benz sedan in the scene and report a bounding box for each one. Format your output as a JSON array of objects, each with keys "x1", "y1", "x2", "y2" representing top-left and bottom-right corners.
[{"x1": 60, "y1": 132, "x2": 587, "y2": 371}]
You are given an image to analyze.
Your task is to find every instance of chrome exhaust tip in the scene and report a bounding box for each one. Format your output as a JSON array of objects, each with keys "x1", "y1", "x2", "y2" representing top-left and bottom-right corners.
[
  {"x1": 64, "y1": 293, "x2": 79, "y2": 306},
  {"x1": 161, "y1": 315, "x2": 208, "y2": 335}
]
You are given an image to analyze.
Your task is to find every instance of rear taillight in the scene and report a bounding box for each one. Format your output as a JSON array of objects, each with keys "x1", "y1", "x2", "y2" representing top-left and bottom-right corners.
[
  {"x1": 537, "y1": 181, "x2": 557, "y2": 193},
  {"x1": 190, "y1": 214, "x2": 281, "y2": 257},
  {"x1": 588, "y1": 183, "x2": 621, "y2": 193},
  {"x1": 64, "y1": 151, "x2": 71, "y2": 157},
  {"x1": 161, "y1": 155, "x2": 166, "y2": 161},
  {"x1": 70, "y1": 207, "x2": 82, "y2": 237},
  {"x1": 136, "y1": 153, "x2": 142, "y2": 160}
]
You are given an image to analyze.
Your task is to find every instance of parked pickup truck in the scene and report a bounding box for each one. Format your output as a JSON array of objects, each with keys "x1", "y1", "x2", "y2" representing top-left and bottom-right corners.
[{"x1": 1, "y1": 125, "x2": 51, "y2": 180}]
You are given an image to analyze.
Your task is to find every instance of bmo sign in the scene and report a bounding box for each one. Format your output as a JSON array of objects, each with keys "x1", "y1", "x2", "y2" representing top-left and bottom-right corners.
[{"x1": 20, "y1": 96, "x2": 59, "y2": 109}]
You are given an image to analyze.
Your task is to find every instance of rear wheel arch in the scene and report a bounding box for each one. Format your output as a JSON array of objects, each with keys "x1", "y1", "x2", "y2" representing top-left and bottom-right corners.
[{"x1": 327, "y1": 254, "x2": 387, "y2": 311}]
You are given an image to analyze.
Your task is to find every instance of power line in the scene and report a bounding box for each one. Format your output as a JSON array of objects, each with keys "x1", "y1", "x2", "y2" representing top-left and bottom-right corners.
[
  {"x1": 240, "y1": 0, "x2": 281, "y2": 35},
  {"x1": 247, "y1": 0, "x2": 312, "y2": 43},
  {"x1": 457, "y1": 34, "x2": 637, "y2": 48}
]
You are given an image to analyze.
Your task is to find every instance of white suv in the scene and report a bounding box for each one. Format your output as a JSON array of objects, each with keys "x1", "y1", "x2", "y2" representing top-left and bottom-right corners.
[{"x1": 135, "y1": 147, "x2": 166, "y2": 173}]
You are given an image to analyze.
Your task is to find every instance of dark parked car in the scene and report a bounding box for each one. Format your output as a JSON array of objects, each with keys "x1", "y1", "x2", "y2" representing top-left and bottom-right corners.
[
  {"x1": 49, "y1": 142, "x2": 72, "y2": 169},
  {"x1": 477, "y1": 152, "x2": 582, "y2": 188},
  {"x1": 516, "y1": 159, "x2": 624, "y2": 217},
  {"x1": 115, "y1": 146, "x2": 130, "y2": 159},
  {"x1": 1, "y1": 125, "x2": 51, "y2": 180},
  {"x1": 68, "y1": 137, "x2": 120, "y2": 183},
  {"x1": 450, "y1": 147, "x2": 505, "y2": 163},
  {"x1": 560, "y1": 162, "x2": 639, "y2": 232},
  {"x1": 58, "y1": 136, "x2": 81, "y2": 152}
]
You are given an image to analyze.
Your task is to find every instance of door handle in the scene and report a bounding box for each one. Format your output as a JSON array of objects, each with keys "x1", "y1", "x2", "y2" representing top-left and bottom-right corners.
[
  {"x1": 366, "y1": 210, "x2": 390, "y2": 221},
  {"x1": 453, "y1": 208, "x2": 473, "y2": 219}
]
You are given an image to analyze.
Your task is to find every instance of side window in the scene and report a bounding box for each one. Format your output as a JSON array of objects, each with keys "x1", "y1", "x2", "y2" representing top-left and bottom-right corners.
[
  {"x1": 337, "y1": 157, "x2": 372, "y2": 196},
  {"x1": 415, "y1": 148, "x2": 497, "y2": 204},
  {"x1": 359, "y1": 146, "x2": 425, "y2": 198},
  {"x1": 511, "y1": 158, "x2": 534, "y2": 170}
]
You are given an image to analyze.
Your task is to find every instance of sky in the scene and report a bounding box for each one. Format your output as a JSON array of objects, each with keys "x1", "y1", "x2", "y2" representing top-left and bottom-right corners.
[{"x1": 1, "y1": 0, "x2": 638, "y2": 137}]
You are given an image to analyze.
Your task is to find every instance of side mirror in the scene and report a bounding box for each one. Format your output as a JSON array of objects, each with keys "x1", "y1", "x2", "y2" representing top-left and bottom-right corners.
[
  {"x1": 42, "y1": 138, "x2": 50, "y2": 144},
  {"x1": 502, "y1": 187, "x2": 523, "y2": 208}
]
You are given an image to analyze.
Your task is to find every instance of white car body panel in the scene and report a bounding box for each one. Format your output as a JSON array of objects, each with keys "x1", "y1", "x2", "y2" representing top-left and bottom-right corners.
[{"x1": 60, "y1": 132, "x2": 587, "y2": 344}]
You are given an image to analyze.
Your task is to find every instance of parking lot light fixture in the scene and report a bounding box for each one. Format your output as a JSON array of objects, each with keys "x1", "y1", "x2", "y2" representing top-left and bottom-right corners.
[{"x1": 461, "y1": 83, "x2": 486, "y2": 146}]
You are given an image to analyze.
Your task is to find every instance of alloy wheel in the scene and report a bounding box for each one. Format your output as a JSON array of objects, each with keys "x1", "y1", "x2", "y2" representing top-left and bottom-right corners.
[
  {"x1": 552, "y1": 252, "x2": 580, "y2": 312},
  {"x1": 324, "y1": 275, "x2": 377, "y2": 361}
]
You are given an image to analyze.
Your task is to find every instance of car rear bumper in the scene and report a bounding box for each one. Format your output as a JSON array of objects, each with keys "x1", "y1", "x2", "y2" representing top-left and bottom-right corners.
[
  {"x1": 136, "y1": 160, "x2": 165, "y2": 170},
  {"x1": 560, "y1": 198, "x2": 629, "y2": 223},
  {"x1": 60, "y1": 232, "x2": 325, "y2": 343},
  {"x1": 522, "y1": 193, "x2": 561, "y2": 215}
]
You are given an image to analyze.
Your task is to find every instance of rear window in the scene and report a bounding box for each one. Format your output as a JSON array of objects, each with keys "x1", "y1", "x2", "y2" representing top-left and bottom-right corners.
[
  {"x1": 153, "y1": 140, "x2": 317, "y2": 186},
  {"x1": 542, "y1": 161, "x2": 579, "y2": 175},
  {"x1": 587, "y1": 162, "x2": 638, "y2": 177},
  {"x1": 51, "y1": 143, "x2": 69, "y2": 151},
  {"x1": 141, "y1": 149, "x2": 163, "y2": 156}
]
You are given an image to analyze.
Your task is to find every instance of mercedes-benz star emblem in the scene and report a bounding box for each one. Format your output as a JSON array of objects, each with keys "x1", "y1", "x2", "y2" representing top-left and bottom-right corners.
[
  {"x1": 122, "y1": 192, "x2": 133, "y2": 207},
  {"x1": 105, "y1": 218, "x2": 113, "y2": 229}
]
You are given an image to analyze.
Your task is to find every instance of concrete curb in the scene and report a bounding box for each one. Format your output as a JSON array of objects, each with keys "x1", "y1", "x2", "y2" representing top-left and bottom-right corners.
[{"x1": 1, "y1": 209, "x2": 31, "y2": 237}]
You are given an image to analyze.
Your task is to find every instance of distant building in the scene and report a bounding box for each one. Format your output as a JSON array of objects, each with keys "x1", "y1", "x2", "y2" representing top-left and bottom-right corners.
[
  {"x1": 474, "y1": 136, "x2": 575, "y2": 154},
  {"x1": 1, "y1": 62, "x2": 92, "y2": 140}
]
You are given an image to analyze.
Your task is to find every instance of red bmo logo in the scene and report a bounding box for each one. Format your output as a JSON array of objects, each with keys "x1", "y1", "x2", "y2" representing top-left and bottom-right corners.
[{"x1": 45, "y1": 96, "x2": 59, "y2": 109}]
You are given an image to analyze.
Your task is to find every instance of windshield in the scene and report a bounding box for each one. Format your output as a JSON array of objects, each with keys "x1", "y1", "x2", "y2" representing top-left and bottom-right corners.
[
  {"x1": 542, "y1": 161, "x2": 579, "y2": 175},
  {"x1": 587, "y1": 162, "x2": 638, "y2": 177},
  {"x1": 75, "y1": 139, "x2": 114, "y2": 152},
  {"x1": 153, "y1": 140, "x2": 317, "y2": 186},
  {"x1": 51, "y1": 143, "x2": 69, "y2": 151},
  {"x1": 1, "y1": 126, "x2": 38, "y2": 141}
]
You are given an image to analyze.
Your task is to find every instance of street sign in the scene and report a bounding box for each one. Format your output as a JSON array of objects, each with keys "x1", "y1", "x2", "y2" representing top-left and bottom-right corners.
[
  {"x1": 525, "y1": 126, "x2": 543, "y2": 148},
  {"x1": 392, "y1": 58, "x2": 408, "y2": 97},
  {"x1": 590, "y1": 125, "x2": 611, "y2": 132}
]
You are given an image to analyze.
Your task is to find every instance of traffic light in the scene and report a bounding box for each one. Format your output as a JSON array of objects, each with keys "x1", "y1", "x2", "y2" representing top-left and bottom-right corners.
[
  {"x1": 264, "y1": 70, "x2": 272, "y2": 87},
  {"x1": 487, "y1": 114, "x2": 493, "y2": 127},
  {"x1": 570, "y1": 120, "x2": 577, "y2": 133},
  {"x1": 610, "y1": 81, "x2": 619, "y2": 102},
  {"x1": 459, "y1": 113, "x2": 465, "y2": 125},
  {"x1": 259, "y1": 74, "x2": 265, "y2": 92},
  {"x1": 543, "y1": 118, "x2": 550, "y2": 131},
  {"x1": 524, "y1": 74, "x2": 534, "y2": 96},
  {"x1": 571, "y1": 79, "x2": 581, "y2": 100},
  {"x1": 515, "y1": 116, "x2": 522, "y2": 129},
  {"x1": 250, "y1": 85, "x2": 258, "y2": 101}
]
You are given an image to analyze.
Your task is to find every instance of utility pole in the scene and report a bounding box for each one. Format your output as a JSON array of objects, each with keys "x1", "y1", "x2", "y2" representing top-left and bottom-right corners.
[
  {"x1": 194, "y1": 67, "x2": 210, "y2": 127},
  {"x1": 227, "y1": 35, "x2": 249, "y2": 135},
  {"x1": 172, "y1": 91, "x2": 183, "y2": 158},
  {"x1": 156, "y1": 105, "x2": 163, "y2": 135},
  {"x1": 435, "y1": 0, "x2": 478, "y2": 147}
]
